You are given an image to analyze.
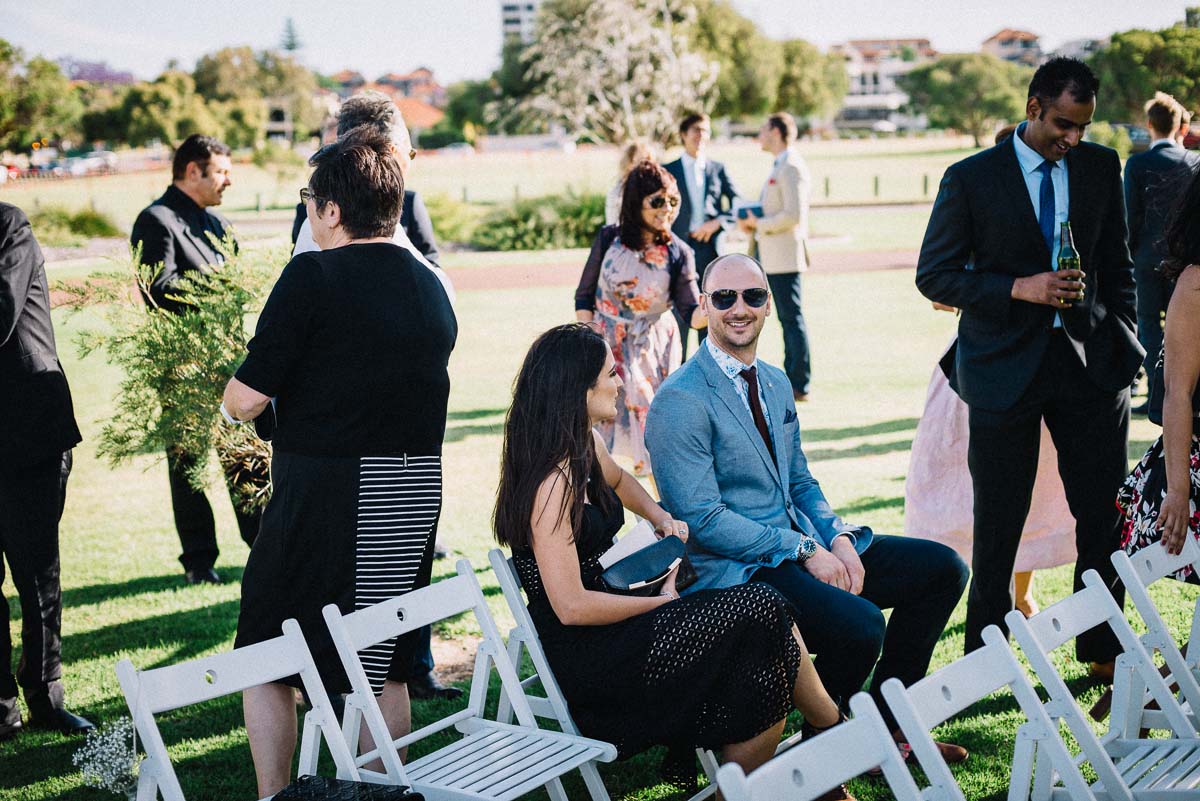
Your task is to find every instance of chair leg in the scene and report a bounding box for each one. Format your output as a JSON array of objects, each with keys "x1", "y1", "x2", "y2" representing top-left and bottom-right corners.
[
  {"x1": 1008, "y1": 724, "x2": 1036, "y2": 801},
  {"x1": 546, "y1": 776, "x2": 570, "y2": 801},
  {"x1": 578, "y1": 761, "x2": 611, "y2": 801},
  {"x1": 298, "y1": 711, "x2": 321, "y2": 778}
]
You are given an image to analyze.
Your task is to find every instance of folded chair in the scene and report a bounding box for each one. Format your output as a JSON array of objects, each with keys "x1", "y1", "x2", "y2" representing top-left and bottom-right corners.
[
  {"x1": 115, "y1": 619, "x2": 359, "y2": 801},
  {"x1": 883, "y1": 625, "x2": 1098, "y2": 801},
  {"x1": 1007, "y1": 569, "x2": 1200, "y2": 800},
  {"x1": 716, "y1": 693, "x2": 920, "y2": 801},
  {"x1": 318, "y1": 558, "x2": 616, "y2": 801},
  {"x1": 1109, "y1": 538, "x2": 1200, "y2": 738}
]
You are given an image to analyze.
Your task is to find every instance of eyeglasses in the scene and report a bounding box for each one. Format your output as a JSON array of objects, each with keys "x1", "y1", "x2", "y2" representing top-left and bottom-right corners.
[
  {"x1": 299, "y1": 187, "x2": 325, "y2": 205},
  {"x1": 646, "y1": 195, "x2": 681, "y2": 210},
  {"x1": 705, "y1": 288, "x2": 770, "y2": 310}
]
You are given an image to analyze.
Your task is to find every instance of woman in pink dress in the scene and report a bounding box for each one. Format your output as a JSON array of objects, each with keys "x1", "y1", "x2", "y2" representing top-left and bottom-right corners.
[
  {"x1": 905, "y1": 307, "x2": 1076, "y2": 617},
  {"x1": 575, "y1": 160, "x2": 703, "y2": 478}
]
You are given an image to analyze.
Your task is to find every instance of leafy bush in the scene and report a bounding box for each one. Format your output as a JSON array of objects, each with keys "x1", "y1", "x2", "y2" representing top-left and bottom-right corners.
[
  {"x1": 55, "y1": 240, "x2": 284, "y2": 512},
  {"x1": 422, "y1": 193, "x2": 486, "y2": 245},
  {"x1": 1086, "y1": 122, "x2": 1133, "y2": 159},
  {"x1": 29, "y1": 205, "x2": 121, "y2": 247},
  {"x1": 470, "y1": 192, "x2": 605, "y2": 251}
]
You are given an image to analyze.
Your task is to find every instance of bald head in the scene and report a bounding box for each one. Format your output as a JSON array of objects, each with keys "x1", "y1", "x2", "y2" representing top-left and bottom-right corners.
[{"x1": 703, "y1": 253, "x2": 768, "y2": 292}]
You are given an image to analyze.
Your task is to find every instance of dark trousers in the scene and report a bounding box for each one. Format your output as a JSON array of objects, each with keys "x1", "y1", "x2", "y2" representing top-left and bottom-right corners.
[
  {"x1": 675, "y1": 235, "x2": 719, "y2": 360},
  {"x1": 965, "y1": 332, "x2": 1130, "y2": 661},
  {"x1": 167, "y1": 446, "x2": 262, "y2": 572},
  {"x1": 752, "y1": 535, "x2": 967, "y2": 729},
  {"x1": 0, "y1": 450, "x2": 72, "y2": 703},
  {"x1": 766, "y1": 271, "x2": 811, "y2": 394},
  {"x1": 411, "y1": 626, "x2": 435, "y2": 677},
  {"x1": 1135, "y1": 266, "x2": 1175, "y2": 375}
]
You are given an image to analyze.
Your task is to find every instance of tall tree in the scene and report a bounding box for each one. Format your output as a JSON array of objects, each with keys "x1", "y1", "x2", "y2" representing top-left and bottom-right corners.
[
  {"x1": 517, "y1": 0, "x2": 718, "y2": 144},
  {"x1": 280, "y1": 18, "x2": 302, "y2": 52},
  {"x1": 1089, "y1": 26, "x2": 1200, "y2": 122},
  {"x1": 900, "y1": 53, "x2": 1031, "y2": 146},
  {"x1": 777, "y1": 39, "x2": 848, "y2": 120},
  {"x1": 0, "y1": 40, "x2": 83, "y2": 150},
  {"x1": 193, "y1": 46, "x2": 260, "y2": 102},
  {"x1": 688, "y1": 0, "x2": 781, "y2": 118}
]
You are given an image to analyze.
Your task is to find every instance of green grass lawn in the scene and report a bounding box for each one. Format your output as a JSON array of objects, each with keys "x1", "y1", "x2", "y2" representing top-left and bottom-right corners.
[{"x1": 2, "y1": 267, "x2": 1186, "y2": 801}]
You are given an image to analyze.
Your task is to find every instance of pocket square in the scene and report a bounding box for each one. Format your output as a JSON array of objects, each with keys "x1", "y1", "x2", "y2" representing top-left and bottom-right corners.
[{"x1": 783, "y1": 408, "x2": 797, "y2": 424}]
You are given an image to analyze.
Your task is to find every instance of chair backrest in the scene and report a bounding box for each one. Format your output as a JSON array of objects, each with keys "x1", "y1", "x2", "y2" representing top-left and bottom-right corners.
[
  {"x1": 321, "y1": 558, "x2": 544, "y2": 783},
  {"x1": 1112, "y1": 539, "x2": 1200, "y2": 735},
  {"x1": 487, "y1": 547, "x2": 582, "y2": 734},
  {"x1": 716, "y1": 693, "x2": 921, "y2": 801},
  {"x1": 882, "y1": 626, "x2": 1097, "y2": 801},
  {"x1": 115, "y1": 619, "x2": 358, "y2": 801},
  {"x1": 1007, "y1": 570, "x2": 1199, "y2": 801}
]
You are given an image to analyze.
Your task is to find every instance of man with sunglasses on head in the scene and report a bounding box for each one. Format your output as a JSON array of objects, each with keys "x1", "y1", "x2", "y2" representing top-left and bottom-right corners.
[
  {"x1": 132, "y1": 133, "x2": 262, "y2": 586},
  {"x1": 646, "y1": 255, "x2": 968, "y2": 788}
]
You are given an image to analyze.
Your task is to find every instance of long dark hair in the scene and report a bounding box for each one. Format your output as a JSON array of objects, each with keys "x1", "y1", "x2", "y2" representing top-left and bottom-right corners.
[
  {"x1": 1162, "y1": 167, "x2": 1200, "y2": 281},
  {"x1": 618, "y1": 160, "x2": 679, "y2": 251},
  {"x1": 494, "y1": 324, "x2": 615, "y2": 550}
]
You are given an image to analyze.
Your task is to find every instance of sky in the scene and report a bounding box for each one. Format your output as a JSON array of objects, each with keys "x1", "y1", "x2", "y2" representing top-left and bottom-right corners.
[{"x1": 5, "y1": 1, "x2": 1192, "y2": 85}]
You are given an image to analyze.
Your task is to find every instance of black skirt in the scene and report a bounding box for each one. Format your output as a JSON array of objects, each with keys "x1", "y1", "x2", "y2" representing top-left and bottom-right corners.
[{"x1": 236, "y1": 450, "x2": 441, "y2": 695}]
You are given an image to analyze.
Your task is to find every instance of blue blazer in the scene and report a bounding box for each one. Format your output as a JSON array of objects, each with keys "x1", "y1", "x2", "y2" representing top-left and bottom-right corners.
[{"x1": 645, "y1": 345, "x2": 871, "y2": 592}]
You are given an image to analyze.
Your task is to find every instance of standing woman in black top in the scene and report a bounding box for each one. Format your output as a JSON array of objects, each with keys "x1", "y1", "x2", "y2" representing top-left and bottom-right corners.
[{"x1": 222, "y1": 128, "x2": 456, "y2": 798}]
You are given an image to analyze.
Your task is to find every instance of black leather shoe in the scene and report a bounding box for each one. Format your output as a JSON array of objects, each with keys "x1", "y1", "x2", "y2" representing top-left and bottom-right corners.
[
  {"x1": 0, "y1": 698, "x2": 21, "y2": 740},
  {"x1": 408, "y1": 671, "x2": 463, "y2": 701},
  {"x1": 184, "y1": 567, "x2": 224, "y2": 585},
  {"x1": 433, "y1": 541, "x2": 449, "y2": 560},
  {"x1": 27, "y1": 706, "x2": 95, "y2": 736}
]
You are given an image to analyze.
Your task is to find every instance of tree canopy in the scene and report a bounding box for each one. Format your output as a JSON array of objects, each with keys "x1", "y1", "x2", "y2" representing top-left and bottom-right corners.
[
  {"x1": 1089, "y1": 26, "x2": 1200, "y2": 123},
  {"x1": 900, "y1": 52, "x2": 1031, "y2": 146}
]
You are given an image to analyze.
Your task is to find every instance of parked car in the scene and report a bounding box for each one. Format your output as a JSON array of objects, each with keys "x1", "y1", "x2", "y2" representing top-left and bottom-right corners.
[
  {"x1": 1183, "y1": 129, "x2": 1200, "y2": 150},
  {"x1": 1113, "y1": 123, "x2": 1152, "y2": 154}
]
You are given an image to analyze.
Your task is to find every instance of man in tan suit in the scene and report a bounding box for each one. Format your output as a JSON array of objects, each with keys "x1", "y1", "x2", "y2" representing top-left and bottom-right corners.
[{"x1": 739, "y1": 112, "x2": 812, "y2": 400}]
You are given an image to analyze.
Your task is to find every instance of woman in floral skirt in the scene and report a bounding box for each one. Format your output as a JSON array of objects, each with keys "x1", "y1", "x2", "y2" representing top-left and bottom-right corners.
[{"x1": 574, "y1": 160, "x2": 703, "y2": 478}]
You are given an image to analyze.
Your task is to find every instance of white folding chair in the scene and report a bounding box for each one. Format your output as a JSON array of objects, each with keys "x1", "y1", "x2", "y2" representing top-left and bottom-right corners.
[
  {"x1": 488, "y1": 547, "x2": 728, "y2": 801},
  {"x1": 716, "y1": 693, "x2": 919, "y2": 801},
  {"x1": 115, "y1": 618, "x2": 359, "y2": 801},
  {"x1": 1008, "y1": 569, "x2": 1200, "y2": 800},
  {"x1": 318, "y1": 558, "x2": 616, "y2": 801},
  {"x1": 883, "y1": 625, "x2": 1098, "y2": 801},
  {"x1": 1110, "y1": 538, "x2": 1200, "y2": 738}
]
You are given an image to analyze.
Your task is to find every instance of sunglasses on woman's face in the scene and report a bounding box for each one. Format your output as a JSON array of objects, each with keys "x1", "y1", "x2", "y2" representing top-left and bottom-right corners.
[
  {"x1": 705, "y1": 288, "x2": 770, "y2": 310},
  {"x1": 646, "y1": 195, "x2": 681, "y2": 210}
]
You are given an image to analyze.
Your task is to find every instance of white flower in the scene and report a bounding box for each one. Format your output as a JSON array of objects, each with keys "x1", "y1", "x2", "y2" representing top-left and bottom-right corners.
[{"x1": 72, "y1": 716, "x2": 139, "y2": 793}]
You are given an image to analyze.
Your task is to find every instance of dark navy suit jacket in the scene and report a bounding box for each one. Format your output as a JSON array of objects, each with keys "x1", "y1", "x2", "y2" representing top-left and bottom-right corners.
[
  {"x1": 663, "y1": 157, "x2": 738, "y2": 273},
  {"x1": 1124, "y1": 141, "x2": 1199, "y2": 273}
]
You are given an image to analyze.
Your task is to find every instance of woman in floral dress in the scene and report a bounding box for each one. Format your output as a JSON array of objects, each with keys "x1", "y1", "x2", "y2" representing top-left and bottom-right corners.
[
  {"x1": 575, "y1": 160, "x2": 702, "y2": 477},
  {"x1": 1118, "y1": 170, "x2": 1200, "y2": 577}
]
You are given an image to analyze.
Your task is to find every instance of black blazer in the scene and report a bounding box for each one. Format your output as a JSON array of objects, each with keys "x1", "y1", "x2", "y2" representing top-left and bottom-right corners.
[
  {"x1": 290, "y1": 190, "x2": 441, "y2": 265},
  {"x1": 663, "y1": 157, "x2": 739, "y2": 243},
  {"x1": 131, "y1": 185, "x2": 236, "y2": 314},
  {"x1": 1124, "y1": 141, "x2": 1200, "y2": 273},
  {"x1": 916, "y1": 138, "x2": 1142, "y2": 412},
  {"x1": 0, "y1": 203, "x2": 82, "y2": 464}
]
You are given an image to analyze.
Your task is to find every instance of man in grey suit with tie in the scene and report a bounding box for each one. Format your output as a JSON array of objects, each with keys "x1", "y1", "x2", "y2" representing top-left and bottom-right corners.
[
  {"x1": 131, "y1": 134, "x2": 262, "y2": 585},
  {"x1": 646, "y1": 254, "x2": 968, "y2": 776},
  {"x1": 1125, "y1": 91, "x2": 1200, "y2": 412},
  {"x1": 663, "y1": 112, "x2": 740, "y2": 356}
]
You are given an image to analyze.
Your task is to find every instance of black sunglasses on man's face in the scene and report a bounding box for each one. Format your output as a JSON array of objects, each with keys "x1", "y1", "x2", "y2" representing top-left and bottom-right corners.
[{"x1": 705, "y1": 288, "x2": 770, "y2": 310}]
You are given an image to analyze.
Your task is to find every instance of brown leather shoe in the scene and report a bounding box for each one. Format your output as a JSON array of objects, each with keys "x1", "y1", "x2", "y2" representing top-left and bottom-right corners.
[
  {"x1": 794, "y1": 391, "x2": 810, "y2": 402},
  {"x1": 1089, "y1": 660, "x2": 1116, "y2": 684},
  {"x1": 815, "y1": 784, "x2": 855, "y2": 801},
  {"x1": 932, "y1": 739, "x2": 969, "y2": 764}
]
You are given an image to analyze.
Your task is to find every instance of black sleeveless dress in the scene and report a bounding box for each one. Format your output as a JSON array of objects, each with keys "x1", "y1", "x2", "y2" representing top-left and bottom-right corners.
[{"x1": 512, "y1": 482, "x2": 804, "y2": 763}]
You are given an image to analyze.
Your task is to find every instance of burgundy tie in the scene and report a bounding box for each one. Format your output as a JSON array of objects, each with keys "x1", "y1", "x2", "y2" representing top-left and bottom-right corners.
[{"x1": 739, "y1": 366, "x2": 776, "y2": 462}]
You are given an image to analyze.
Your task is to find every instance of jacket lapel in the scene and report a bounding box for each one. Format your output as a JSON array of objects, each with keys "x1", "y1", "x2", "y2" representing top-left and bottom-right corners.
[
  {"x1": 696, "y1": 348, "x2": 784, "y2": 489},
  {"x1": 996, "y1": 143, "x2": 1048, "y2": 259}
]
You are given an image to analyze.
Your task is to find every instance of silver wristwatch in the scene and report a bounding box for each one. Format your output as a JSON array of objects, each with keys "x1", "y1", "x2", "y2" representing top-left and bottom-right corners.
[{"x1": 795, "y1": 536, "x2": 817, "y2": 563}]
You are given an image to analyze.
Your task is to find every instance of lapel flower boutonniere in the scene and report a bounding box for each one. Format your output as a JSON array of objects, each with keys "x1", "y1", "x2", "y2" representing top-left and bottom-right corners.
[{"x1": 768, "y1": 178, "x2": 777, "y2": 185}]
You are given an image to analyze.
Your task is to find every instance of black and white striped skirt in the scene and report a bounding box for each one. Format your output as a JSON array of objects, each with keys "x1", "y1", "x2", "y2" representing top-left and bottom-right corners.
[{"x1": 236, "y1": 450, "x2": 442, "y2": 695}]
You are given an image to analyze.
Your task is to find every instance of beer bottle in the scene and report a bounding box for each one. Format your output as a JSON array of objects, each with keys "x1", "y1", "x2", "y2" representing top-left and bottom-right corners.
[{"x1": 1058, "y1": 221, "x2": 1080, "y2": 272}]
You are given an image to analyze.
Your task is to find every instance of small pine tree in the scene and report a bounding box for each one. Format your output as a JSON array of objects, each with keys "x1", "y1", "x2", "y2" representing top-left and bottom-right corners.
[
  {"x1": 281, "y1": 18, "x2": 302, "y2": 52},
  {"x1": 56, "y1": 238, "x2": 284, "y2": 512}
]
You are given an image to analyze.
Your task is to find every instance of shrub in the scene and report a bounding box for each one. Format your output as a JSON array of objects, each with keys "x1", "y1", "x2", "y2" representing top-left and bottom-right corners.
[
  {"x1": 29, "y1": 205, "x2": 122, "y2": 247},
  {"x1": 1086, "y1": 122, "x2": 1133, "y2": 159},
  {"x1": 470, "y1": 192, "x2": 605, "y2": 251},
  {"x1": 422, "y1": 193, "x2": 486, "y2": 245}
]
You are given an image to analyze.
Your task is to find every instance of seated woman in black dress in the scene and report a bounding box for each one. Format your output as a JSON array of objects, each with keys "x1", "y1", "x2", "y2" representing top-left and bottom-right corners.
[
  {"x1": 1119, "y1": 169, "x2": 1200, "y2": 572},
  {"x1": 222, "y1": 128, "x2": 456, "y2": 797},
  {"x1": 493, "y1": 324, "x2": 842, "y2": 789}
]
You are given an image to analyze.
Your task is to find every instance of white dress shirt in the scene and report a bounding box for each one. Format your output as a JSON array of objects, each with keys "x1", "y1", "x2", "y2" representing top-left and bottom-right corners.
[
  {"x1": 680, "y1": 152, "x2": 707, "y2": 232},
  {"x1": 1012, "y1": 122, "x2": 1069, "y2": 328}
]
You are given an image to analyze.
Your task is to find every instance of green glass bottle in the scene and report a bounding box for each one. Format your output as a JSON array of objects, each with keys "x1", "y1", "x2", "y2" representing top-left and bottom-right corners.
[{"x1": 1058, "y1": 221, "x2": 1080, "y2": 273}]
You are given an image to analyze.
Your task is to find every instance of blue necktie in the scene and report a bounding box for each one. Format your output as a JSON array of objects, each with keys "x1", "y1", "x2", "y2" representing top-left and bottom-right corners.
[{"x1": 1037, "y1": 160, "x2": 1056, "y2": 255}]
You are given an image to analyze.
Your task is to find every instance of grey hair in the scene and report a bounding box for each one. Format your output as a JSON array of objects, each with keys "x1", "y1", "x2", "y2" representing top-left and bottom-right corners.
[{"x1": 336, "y1": 90, "x2": 407, "y2": 139}]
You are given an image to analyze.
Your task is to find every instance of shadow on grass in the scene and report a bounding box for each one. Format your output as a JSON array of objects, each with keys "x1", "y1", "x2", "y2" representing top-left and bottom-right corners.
[
  {"x1": 807, "y1": 438, "x2": 914, "y2": 462},
  {"x1": 1129, "y1": 438, "x2": 1157, "y2": 462},
  {"x1": 62, "y1": 600, "x2": 240, "y2": 668},
  {"x1": 444, "y1": 422, "x2": 504, "y2": 443},
  {"x1": 839, "y1": 495, "x2": 904, "y2": 515},
  {"x1": 447, "y1": 407, "x2": 507, "y2": 421},
  {"x1": 802, "y1": 417, "x2": 920, "y2": 443},
  {"x1": 60, "y1": 568, "x2": 246, "y2": 609}
]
